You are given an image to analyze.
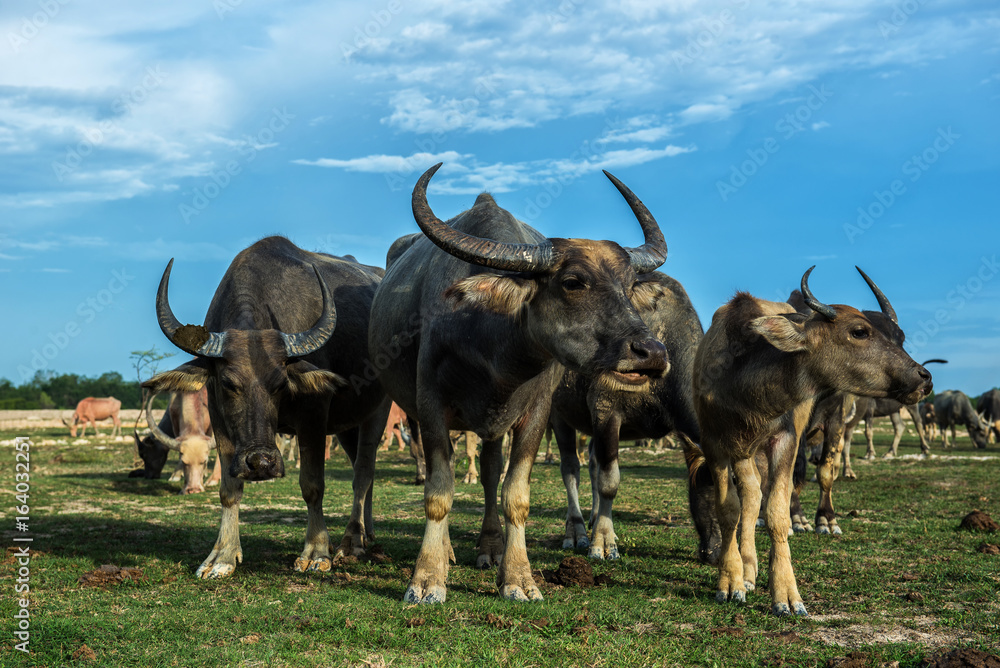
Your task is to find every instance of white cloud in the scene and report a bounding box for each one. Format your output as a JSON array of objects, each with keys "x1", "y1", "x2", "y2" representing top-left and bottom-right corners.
[
  {"x1": 812, "y1": 121, "x2": 831, "y2": 131},
  {"x1": 293, "y1": 150, "x2": 471, "y2": 173}
]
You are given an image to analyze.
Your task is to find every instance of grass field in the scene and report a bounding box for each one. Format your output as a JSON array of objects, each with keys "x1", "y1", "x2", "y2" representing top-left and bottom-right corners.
[{"x1": 1, "y1": 421, "x2": 998, "y2": 667}]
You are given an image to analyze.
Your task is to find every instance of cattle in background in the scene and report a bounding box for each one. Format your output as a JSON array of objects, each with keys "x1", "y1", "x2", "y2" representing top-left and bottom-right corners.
[
  {"x1": 692, "y1": 267, "x2": 931, "y2": 616},
  {"x1": 934, "y1": 390, "x2": 990, "y2": 449},
  {"x1": 380, "y1": 402, "x2": 410, "y2": 452},
  {"x1": 63, "y1": 397, "x2": 122, "y2": 438},
  {"x1": 549, "y1": 270, "x2": 702, "y2": 559},
  {"x1": 143, "y1": 236, "x2": 391, "y2": 579},
  {"x1": 920, "y1": 402, "x2": 937, "y2": 442},
  {"x1": 976, "y1": 388, "x2": 1000, "y2": 443},
  {"x1": 130, "y1": 388, "x2": 221, "y2": 494},
  {"x1": 370, "y1": 164, "x2": 670, "y2": 603}
]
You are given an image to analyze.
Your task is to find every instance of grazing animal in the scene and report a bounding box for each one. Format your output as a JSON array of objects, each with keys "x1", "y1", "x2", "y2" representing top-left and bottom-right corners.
[
  {"x1": 380, "y1": 402, "x2": 410, "y2": 452},
  {"x1": 130, "y1": 388, "x2": 220, "y2": 494},
  {"x1": 63, "y1": 397, "x2": 122, "y2": 438},
  {"x1": 934, "y1": 390, "x2": 990, "y2": 449},
  {"x1": 549, "y1": 270, "x2": 702, "y2": 558},
  {"x1": 920, "y1": 402, "x2": 937, "y2": 442},
  {"x1": 976, "y1": 388, "x2": 1000, "y2": 443},
  {"x1": 369, "y1": 163, "x2": 670, "y2": 603},
  {"x1": 692, "y1": 267, "x2": 931, "y2": 616},
  {"x1": 143, "y1": 236, "x2": 391, "y2": 578}
]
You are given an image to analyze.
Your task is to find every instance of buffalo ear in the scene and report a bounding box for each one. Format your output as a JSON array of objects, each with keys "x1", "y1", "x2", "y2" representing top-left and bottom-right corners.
[
  {"x1": 143, "y1": 359, "x2": 211, "y2": 393},
  {"x1": 749, "y1": 315, "x2": 809, "y2": 353},
  {"x1": 444, "y1": 274, "x2": 537, "y2": 315},
  {"x1": 286, "y1": 360, "x2": 347, "y2": 395},
  {"x1": 632, "y1": 280, "x2": 669, "y2": 313}
]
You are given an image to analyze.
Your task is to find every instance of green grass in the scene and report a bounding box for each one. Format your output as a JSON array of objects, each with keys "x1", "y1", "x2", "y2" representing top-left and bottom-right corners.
[{"x1": 1, "y1": 423, "x2": 998, "y2": 667}]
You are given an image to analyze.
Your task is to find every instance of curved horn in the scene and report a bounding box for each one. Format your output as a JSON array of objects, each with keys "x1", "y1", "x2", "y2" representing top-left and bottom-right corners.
[
  {"x1": 412, "y1": 163, "x2": 555, "y2": 272},
  {"x1": 280, "y1": 265, "x2": 338, "y2": 358},
  {"x1": 156, "y1": 259, "x2": 226, "y2": 358},
  {"x1": 855, "y1": 267, "x2": 898, "y2": 324},
  {"x1": 602, "y1": 170, "x2": 668, "y2": 274},
  {"x1": 801, "y1": 266, "x2": 837, "y2": 320},
  {"x1": 921, "y1": 359, "x2": 948, "y2": 365},
  {"x1": 145, "y1": 394, "x2": 182, "y2": 452}
]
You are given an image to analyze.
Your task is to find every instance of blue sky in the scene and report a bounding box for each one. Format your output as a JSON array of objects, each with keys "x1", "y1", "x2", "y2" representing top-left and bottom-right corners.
[{"x1": 1, "y1": 0, "x2": 997, "y2": 396}]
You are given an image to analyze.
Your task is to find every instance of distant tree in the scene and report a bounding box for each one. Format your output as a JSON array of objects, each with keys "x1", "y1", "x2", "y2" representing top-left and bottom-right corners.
[{"x1": 129, "y1": 347, "x2": 175, "y2": 383}]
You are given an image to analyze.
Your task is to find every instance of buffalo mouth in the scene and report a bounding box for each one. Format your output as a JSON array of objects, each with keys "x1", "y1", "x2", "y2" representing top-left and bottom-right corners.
[{"x1": 598, "y1": 365, "x2": 664, "y2": 391}]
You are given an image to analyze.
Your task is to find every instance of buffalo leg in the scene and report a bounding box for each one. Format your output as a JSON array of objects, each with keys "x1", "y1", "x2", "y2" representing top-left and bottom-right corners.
[
  {"x1": 476, "y1": 437, "x2": 504, "y2": 568},
  {"x1": 764, "y1": 423, "x2": 808, "y2": 616},
  {"x1": 294, "y1": 418, "x2": 336, "y2": 572},
  {"x1": 336, "y1": 399, "x2": 388, "y2": 559},
  {"x1": 864, "y1": 417, "x2": 877, "y2": 460},
  {"x1": 885, "y1": 412, "x2": 904, "y2": 458},
  {"x1": 815, "y1": 395, "x2": 851, "y2": 535},
  {"x1": 706, "y1": 445, "x2": 746, "y2": 604},
  {"x1": 404, "y1": 398, "x2": 455, "y2": 604},
  {"x1": 496, "y1": 400, "x2": 550, "y2": 602},
  {"x1": 588, "y1": 414, "x2": 623, "y2": 560},
  {"x1": 552, "y1": 417, "x2": 588, "y2": 550},
  {"x1": 196, "y1": 431, "x2": 244, "y2": 579},
  {"x1": 462, "y1": 431, "x2": 479, "y2": 484},
  {"x1": 407, "y1": 416, "x2": 426, "y2": 485}
]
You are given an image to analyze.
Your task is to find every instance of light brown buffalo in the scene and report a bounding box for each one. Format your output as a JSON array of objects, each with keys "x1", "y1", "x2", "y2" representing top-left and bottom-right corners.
[{"x1": 64, "y1": 397, "x2": 122, "y2": 438}]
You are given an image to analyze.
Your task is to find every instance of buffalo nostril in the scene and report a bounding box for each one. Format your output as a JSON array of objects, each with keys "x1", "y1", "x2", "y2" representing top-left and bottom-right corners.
[
  {"x1": 631, "y1": 338, "x2": 666, "y2": 360},
  {"x1": 918, "y1": 368, "x2": 931, "y2": 381}
]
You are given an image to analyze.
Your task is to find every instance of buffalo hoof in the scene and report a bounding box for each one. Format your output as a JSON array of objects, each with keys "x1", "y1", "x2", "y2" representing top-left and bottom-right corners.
[
  {"x1": 563, "y1": 521, "x2": 589, "y2": 551},
  {"x1": 716, "y1": 589, "x2": 746, "y2": 604},
  {"x1": 756, "y1": 518, "x2": 766, "y2": 528},
  {"x1": 128, "y1": 469, "x2": 146, "y2": 478},
  {"x1": 500, "y1": 584, "x2": 543, "y2": 602},
  {"x1": 589, "y1": 545, "x2": 618, "y2": 560},
  {"x1": 308, "y1": 557, "x2": 332, "y2": 572},
  {"x1": 403, "y1": 584, "x2": 446, "y2": 604},
  {"x1": 817, "y1": 525, "x2": 830, "y2": 535},
  {"x1": 196, "y1": 562, "x2": 235, "y2": 579},
  {"x1": 462, "y1": 472, "x2": 478, "y2": 485},
  {"x1": 882, "y1": 452, "x2": 895, "y2": 460},
  {"x1": 843, "y1": 470, "x2": 857, "y2": 480},
  {"x1": 772, "y1": 602, "x2": 808, "y2": 616}
]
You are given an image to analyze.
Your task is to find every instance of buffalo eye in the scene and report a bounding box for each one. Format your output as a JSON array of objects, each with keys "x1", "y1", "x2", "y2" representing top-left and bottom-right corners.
[
  {"x1": 220, "y1": 377, "x2": 240, "y2": 393},
  {"x1": 562, "y1": 277, "x2": 586, "y2": 291},
  {"x1": 851, "y1": 327, "x2": 870, "y2": 340}
]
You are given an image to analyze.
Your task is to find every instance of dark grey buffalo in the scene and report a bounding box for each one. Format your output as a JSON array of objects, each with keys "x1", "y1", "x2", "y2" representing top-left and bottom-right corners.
[
  {"x1": 934, "y1": 390, "x2": 989, "y2": 449},
  {"x1": 370, "y1": 163, "x2": 670, "y2": 604},
  {"x1": 976, "y1": 388, "x2": 1000, "y2": 442},
  {"x1": 143, "y1": 236, "x2": 391, "y2": 578},
  {"x1": 692, "y1": 267, "x2": 932, "y2": 616},
  {"x1": 549, "y1": 271, "x2": 702, "y2": 559}
]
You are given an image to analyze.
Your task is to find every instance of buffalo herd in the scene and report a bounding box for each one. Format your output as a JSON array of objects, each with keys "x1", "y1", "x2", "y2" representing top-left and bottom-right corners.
[{"x1": 123, "y1": 164, "x2": 995, "y2": 615}]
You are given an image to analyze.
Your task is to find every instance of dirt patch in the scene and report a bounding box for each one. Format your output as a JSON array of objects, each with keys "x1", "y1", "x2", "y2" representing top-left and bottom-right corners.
[
  {"x1": 977, "y1": 543, "x2": 1000, "y2": 555},
  {"x1": 959, "y1": 511, "x2": 998, "y2": 532},
  {"x1": 921, "y1": 648, "x2": 1000, "y2": 668},
  {"x1": 72, "y1": 644, "x2": 97, "y2": 661},
  {"x1": 539, "y1": 556, "x2": 593, "y2": 586},
  {"x1": 811, "y1": 623, "x2": 973, "y2": 649},
  {"x1": 79, "y1": 564, "x2": 145, "y2": 588},
  {"x1": 824, "y1": 652, "x2": 874, "y2": 668}
]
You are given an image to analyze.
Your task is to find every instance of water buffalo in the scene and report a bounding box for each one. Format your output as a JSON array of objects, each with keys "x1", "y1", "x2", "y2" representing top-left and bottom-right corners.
[
  {"x1": 920, "y1": 402, "x2": 937, "y2": 441},
  {"x1": 138, "y1": 389, "x2": 219, "y2": 494},
  {"x1": 549, "y1": 270, "x2": 702, "y2": 559},
  {"x1": 692, "y1": 266, "x2": 931, "y2": 616},
  {"x1": 63, "y1": 397, "x2": 122, "y2": 438},
  {"x1": 934, "y1": 390, "x2": 989, "y2": 449},
  {"x1": 143, "y1": 236, "x2": 391, "y2": 578},
  {"x1": 976, "y1": 388, "x2": 1000, "y2": 442},
  {"x1": 370, "y1": 163, "x2": 670, "y2": 603},
  {"x1": 380, "y1": 402, "x2": 410, "y2": 452}
]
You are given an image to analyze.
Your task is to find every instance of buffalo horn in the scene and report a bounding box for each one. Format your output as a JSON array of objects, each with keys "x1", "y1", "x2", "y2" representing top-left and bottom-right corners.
[
  {"x1": 856, "y1": 267, "x2": 898, "y2": 324},
  {"x1": 602, "y1": 170, "x2": 668, "y2": 274},
  {"x1": 800, "y1": 266, "x2": 837, "y2": 320},
  {"x1": 156, "y1": 259, "x2": 227, "y2": 358},
  {"x1": 280, "y1": 265, "x2": 338, "y2": 358},
  {"x1": 145, "y1": 394, "x2": 182, "y2": 452},
  {"x1": 412, "y1": 163, "x2": 555, "y2": 272}
]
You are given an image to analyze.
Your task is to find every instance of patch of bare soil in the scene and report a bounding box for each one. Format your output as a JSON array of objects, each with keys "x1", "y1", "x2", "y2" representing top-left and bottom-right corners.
[
  {"x1": 811, "y1": 623, "x2": 974, "y2": 649},
  {"x1": 824, "y1": 652, "x2": 878, "y2": 668},
  {"x1": 959, "y1": 511, "x2": 998, "y2": 532},
  {"x1": 72, "y1": 644, "x2": 97, "y2": 661},
  {"x1": 921, "y1": 648, "x2": 1000, "y2": 668},
  {"x1": 977, "y1": 543, "x2": 999, "y2": 555},
  {"x1": 79, "y1": 564, "x2": 145, "y2": 588}
]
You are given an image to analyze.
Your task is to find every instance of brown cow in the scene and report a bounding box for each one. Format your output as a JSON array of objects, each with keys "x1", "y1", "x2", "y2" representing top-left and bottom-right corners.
[
  {"x1": 380, "y1": 402, "x2": 409, "y2": 452},
  {"x1": 692, "y1": 267, "x2": 931, "y2": 616},
  {"x1": 64, "y1": 397, "x2": 122, "y2": 438},
  {"x1": 144, "y1": 389, "x2": 219, "y2": 494}
]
